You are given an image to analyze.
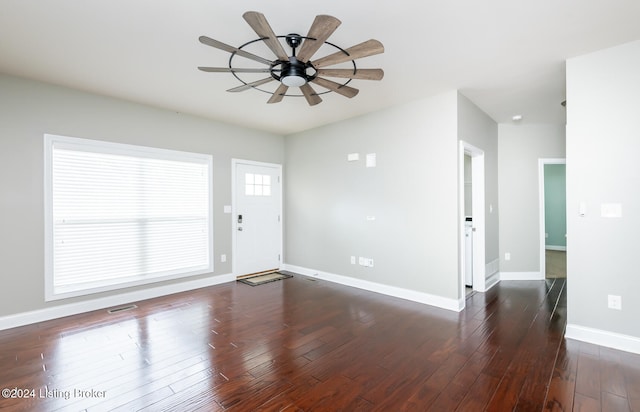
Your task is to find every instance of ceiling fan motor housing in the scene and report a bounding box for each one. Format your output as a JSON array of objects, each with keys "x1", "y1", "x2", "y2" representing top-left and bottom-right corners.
[{"x1": 278, "y1": 57, "x2": 316, "y2": 87}]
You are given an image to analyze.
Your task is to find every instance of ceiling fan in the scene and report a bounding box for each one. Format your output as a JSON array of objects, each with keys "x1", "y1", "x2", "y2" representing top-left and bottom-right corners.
[{"x1": 198, "y1": 11, "x2": 384, "y2": 106}]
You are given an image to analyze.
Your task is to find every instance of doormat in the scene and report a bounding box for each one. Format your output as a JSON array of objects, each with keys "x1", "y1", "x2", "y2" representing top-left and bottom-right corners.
[{"x1": 238, "y1": 272, "x2": 293, "y2": 286}]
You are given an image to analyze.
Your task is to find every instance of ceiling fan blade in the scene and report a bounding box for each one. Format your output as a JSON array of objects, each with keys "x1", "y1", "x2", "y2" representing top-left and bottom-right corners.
[
  {"x1": 268, "y1": 84, "x2": 289, "y2": 104},
  {"x1": 296, "y1": 15, "x2": 342, "y2": 63},
  {"x1": 300, "y1": 83, "x2": 322, "y2": 106},
  {"x1": 243, "y1": 11, "x2": 288, "y2": 60},
  {"x1": 198, "y1": 67, "x2": 271, "y2": 73},
  {"x1": 227, "y1": 77, "x2": 274, "y2": 92},
  {"x1": 311, "y1": 77, "x2": 359, "y2": 98},
  {"x1": 316, "y1": 68, "x2": 384, "y2": 80},
  {"x1": 312, "y1": 39, "x2": 384, "y2": 69},
  {"x1": 199, "y1": 36, "x2": 273, "y2": 65}
]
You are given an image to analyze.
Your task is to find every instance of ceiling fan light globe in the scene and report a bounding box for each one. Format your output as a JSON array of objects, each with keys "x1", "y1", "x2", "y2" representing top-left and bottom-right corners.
[{"x1": 281, "y1": 75, "x2": 307, "y2": 87}]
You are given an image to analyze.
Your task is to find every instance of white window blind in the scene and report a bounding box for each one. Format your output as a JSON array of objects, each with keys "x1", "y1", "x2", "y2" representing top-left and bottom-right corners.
[{"x1": 44, "y1": 134, "x2": 213, "y2": 300}]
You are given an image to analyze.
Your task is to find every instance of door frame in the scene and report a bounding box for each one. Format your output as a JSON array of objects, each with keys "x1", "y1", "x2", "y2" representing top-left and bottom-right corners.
[
  {"x1": 458, "y1": 141, "x2": 486, "y2": 300},
  {"x1": 231, "y1": 158, "x2": 283, "y2": 278},
  {"x1": 538, "y1": 158, "x2": 566, "y2": 279}
]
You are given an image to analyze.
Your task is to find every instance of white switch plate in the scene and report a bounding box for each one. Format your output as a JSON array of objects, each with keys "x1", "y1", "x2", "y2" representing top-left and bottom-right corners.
[
  {"x1": 220, "y1": 254, "x2": 227, "y2": 263},
  {"x1": 608, "y1": 294, "x2": 622, "y2": 310},
  {"x1": 223, "y1": 205, "x2": 232, "y2": 214},
  {"x1": 505, "y1": 253, "x2": 511, "y2": 261},
  {"x1": 350, "y1": 256, "x2": 356, "y2": 264},
  {"x1": 366, "y1": 153, "x2": 376, "y2": 168},
  {"x1": 601, "y1": 203, "x2": 622, "y2": 218},
  {"x1": 347, "y1": 153, "x2": 359, "y2": 162}
]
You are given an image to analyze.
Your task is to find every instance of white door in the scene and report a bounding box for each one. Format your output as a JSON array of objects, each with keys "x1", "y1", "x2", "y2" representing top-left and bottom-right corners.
[{"x1": 233, "y1": 160, "x2": 282, "y2": 276}]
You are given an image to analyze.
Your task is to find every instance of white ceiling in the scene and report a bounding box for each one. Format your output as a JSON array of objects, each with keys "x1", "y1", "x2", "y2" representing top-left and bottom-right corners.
[{"x1": 2, "y1": 1, "x2": 640, "y2": 135}]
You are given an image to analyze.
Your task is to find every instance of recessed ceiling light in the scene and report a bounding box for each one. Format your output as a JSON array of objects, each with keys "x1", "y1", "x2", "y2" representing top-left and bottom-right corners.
[{"x1": 512, "y1": 115, "x2": 523, "y2": 121}]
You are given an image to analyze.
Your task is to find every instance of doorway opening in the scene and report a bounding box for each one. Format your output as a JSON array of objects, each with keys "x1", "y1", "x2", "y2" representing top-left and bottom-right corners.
[
  {"x1": 538, "y1": 159, "x2": 567, "y2": 279},
  {"x1": 459, "y1": 141, "x2": 486, "y2": 302}
]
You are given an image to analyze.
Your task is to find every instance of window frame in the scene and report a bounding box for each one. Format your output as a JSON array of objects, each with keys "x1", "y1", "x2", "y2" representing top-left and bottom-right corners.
[{"x1": 44, "y1": 134, "x2": 214, "y2": 301}]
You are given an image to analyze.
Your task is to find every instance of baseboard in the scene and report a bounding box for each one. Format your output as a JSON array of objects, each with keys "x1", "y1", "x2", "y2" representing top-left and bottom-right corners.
[
  {"x1": 0, "y1": 273, "x2": 235, "y2": 331},
  {"x1": 482, "y1": 259, "x2": 500, "y2": 291},
  {"x1": 546, "y1": 245, "x2": 567, "y2": 251},
  {"x1": 566, "y1": 324, "x2": 640, "y2": 355},
  {"x1": 282, "y1": 264, "x2": 464, "y2": 312},
  {"x1": 500, "y1": 271, "x2": 544, "y2": 281},
  {"x1": 484, "y1": 272, "x2": 500, "y2": 291}
]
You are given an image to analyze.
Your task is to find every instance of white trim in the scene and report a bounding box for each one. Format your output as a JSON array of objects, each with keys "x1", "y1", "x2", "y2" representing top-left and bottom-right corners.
[
  {"x1": 0, "y1": 273, "x2": 234, "y2": 331},
  {"x1": 282, "y1": 264, "x2": 464, "y2": 312},
  {"x1": 485, "y1": 272, "x2": 500, "y2": 291},
  {"x1": 545, "y1": 245, "x2": 567, "y2": 251},
  {"x1": 500, "y1": 271, "x2": 544, "y2": 281},
  {"x1": 231, "y1": 159, "x2": 283, "y2": 277},
  {"x1": 539, "y1": 158, "x2": 566, "y2": 280},
  {"x1": 566, "y1": 324, "x2": 640, "y2": 355},
  {"x1": 482, "y1": 259, "x2": 500, "y2": 291}
]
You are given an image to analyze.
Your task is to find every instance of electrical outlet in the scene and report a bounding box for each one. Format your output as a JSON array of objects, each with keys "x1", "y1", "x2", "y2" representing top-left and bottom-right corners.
[
  {"x1": 505, "y1": 253, "x2": 511, "y2": 261},
  {"x1": 358, "y1": 257, "x2": 374, "y2": 267},
  {"x1": 220, "y1": 254, "x2": 226, "y2": 263},
  {"x1": 350, "y1": 256, "x2": 356, "y2": 264},
  {"x1": 608, "y1": 295, "x2": 622, "y2": 310}
]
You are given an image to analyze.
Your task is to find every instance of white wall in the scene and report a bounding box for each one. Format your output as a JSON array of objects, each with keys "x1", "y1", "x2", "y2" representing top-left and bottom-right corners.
[
  {"x1": 284, "y1": 91, "x2": 461, "y2": 302},
  {"x1": 0, "y1": 74, "x2": 284, "y2": 318},
  {"x1": 498, "y1": 124, "x2": 566, "y2": 275},
  {"x1": 566, "y1": 39, "x2": 640, "y2": 344}
]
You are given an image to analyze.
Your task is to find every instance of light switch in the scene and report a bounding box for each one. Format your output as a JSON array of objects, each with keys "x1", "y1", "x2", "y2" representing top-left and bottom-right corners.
[
  {"x1": 224, "y1": 205, "x2": 232, "y2": 214},
  {"x1": 579, "y1": 202, "x2": 587, "y2": 217},
  {"x1": 347, "y1": 153, "x2": 359, "y2": 162}
]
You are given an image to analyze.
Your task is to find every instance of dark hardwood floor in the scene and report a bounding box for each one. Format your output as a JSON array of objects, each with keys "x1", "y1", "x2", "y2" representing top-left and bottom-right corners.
[{"x1": 1, "y1": 274, "x2": 639, "y2": 411}]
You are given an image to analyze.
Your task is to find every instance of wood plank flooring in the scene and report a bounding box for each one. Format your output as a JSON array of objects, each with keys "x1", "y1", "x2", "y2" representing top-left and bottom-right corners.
[{"x1": 0, "y1": 273, "x2": 639, "y2": 411}]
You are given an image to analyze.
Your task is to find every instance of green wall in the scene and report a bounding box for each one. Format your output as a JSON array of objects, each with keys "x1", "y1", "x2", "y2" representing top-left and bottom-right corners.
[{"x1": 544, "y1": 164, "x2": 566, "y2": 247}]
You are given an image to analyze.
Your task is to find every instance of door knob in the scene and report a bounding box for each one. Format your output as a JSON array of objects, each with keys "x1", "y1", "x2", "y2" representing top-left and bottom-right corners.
[{"x1": 238, "y1": 227, "x2": 243, "y2": 231}]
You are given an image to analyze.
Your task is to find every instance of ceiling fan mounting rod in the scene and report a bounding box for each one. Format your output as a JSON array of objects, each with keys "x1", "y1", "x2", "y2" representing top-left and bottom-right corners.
[{"x1": 285, "y1": 33, "x2": 303, "y2": 55}]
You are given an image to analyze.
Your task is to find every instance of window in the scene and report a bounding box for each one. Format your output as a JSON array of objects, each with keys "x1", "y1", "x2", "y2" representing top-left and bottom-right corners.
[
  {"x1": 245, "y1": 173, "x2": 271, "y2": 196},
  {"x1": 44, "y1": 134, "x2": 213, "y2": 300}
]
